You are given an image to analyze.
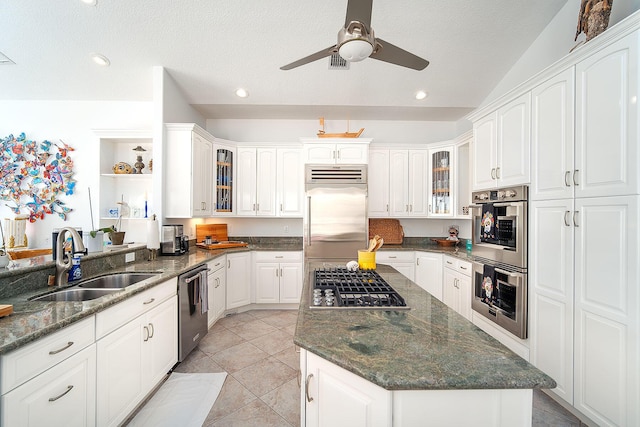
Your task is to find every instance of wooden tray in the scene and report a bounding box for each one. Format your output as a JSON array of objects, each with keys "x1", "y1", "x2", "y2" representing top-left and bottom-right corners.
[
  {"x1": 0, "y1": 304, "x2": 13, "y2": 318},
  {"x1": 196, "y1": 241, "x2": 248, "y2": 250}
]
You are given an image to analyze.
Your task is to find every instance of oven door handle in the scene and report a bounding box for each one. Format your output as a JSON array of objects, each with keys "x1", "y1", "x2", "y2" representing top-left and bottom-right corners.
[
  {"x1": 494, "y1": 267, "x2": 524, "y2": 278},
  {"x1": 493, "y1": 202, "x2": 523, "y2": 208}
]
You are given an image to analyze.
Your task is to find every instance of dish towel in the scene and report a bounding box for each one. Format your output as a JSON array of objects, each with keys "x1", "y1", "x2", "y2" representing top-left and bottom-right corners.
[
  {"x1": 481, "y1": 203, "x2": 496, "y2": 240},
  {"x1": 200, "y1": 270, "x2": 209, "y2": 315},
  {"x1": 482, "y1": 264, "x2": 496, "y2": 305},
  {"x1": 187, "y1": 279, "x2": 199, "y2": 315}
]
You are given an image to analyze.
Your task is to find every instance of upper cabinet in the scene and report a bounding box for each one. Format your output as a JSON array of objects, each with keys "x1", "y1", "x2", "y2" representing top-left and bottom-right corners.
[
  {"x1": 531, "y1": 68, "x2": 575, "y2": 201},
  {"x1": 236, "y1": 145, "x2": 304, "y2": 217},
  {"x1": 389, "y1": 149, "x2": 428, "y2": 217},
  {"x1": 96, "y1": 130, "x2": 154, "y2": 244},
  {"x1": 165, "y1": 123, "x2": 214, "y2": 218},
  {"x1": 301, "y1": 138, "x2": 371, "y2": 164},
  {"x1": 368, "y1": 149, "x2": 391, "y2": 216},
  {"x1": 214, "y1": 142, "x2": 235, "y2": 214},
  {"x1": 427, "y1": 146, "x2": 454, "y2": 216},
  {"x1": 472, "y1": 93, "x2": 531, "y2": 190},
  {"x1": 574, "y1": 33, "x2": 639, "y2": 198}
]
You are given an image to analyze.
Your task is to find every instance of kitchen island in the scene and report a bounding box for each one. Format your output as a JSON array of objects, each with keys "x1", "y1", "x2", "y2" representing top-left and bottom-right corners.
[{"x1": 294, "y1": 262, "x2": 555, "y2": 427}]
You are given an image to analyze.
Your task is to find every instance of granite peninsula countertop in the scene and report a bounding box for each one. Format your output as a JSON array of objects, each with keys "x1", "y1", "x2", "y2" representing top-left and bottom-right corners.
[
  {"x1": 294, "y1": 262, "x2": 556, "y2": 391},
  {"x1": 0, "y1": 237, "x2": 302, "y2": 355}
]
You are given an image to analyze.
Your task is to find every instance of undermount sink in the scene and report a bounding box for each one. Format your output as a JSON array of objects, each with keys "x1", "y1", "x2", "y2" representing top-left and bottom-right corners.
[
  {"x1": 30, "y1": 288, "x2": 122, "y2": 302},
  {"x1": 29, "y1": 272, "x2": 160, "y2": 302},
  {"x1": 77, "y1": 272, "x2": 159, "y2": 289}
]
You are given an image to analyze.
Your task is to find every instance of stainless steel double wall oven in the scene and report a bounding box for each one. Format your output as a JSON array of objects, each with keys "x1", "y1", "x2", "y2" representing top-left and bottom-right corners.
[{"x1": 470, "y1": 185, "x2": 528, "y2": 339}]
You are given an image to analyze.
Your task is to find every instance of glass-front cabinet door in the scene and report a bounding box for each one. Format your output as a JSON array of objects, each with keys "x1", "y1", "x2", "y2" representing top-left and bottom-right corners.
[
  {"x1": 428, "y1": 147, "x2": 454, "y2": 217},
  {"x1": 215, "y1": 148, "x2": 233, "y2": 213}
]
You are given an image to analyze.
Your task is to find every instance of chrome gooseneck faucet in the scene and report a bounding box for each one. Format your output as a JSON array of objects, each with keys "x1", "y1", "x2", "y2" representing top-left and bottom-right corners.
[{"x1": 55, "y1": 227, "x2": 87, "y2": 286}]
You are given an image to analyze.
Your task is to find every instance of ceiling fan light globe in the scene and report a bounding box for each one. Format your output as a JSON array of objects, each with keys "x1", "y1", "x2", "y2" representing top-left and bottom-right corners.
[{"x1": 338, "y1": 39, "x2": 373, "y2": 62}]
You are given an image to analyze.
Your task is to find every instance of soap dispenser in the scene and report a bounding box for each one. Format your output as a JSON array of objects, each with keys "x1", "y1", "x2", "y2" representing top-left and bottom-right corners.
[{"x1": 68, "y1": 255, "x2": 82, "y2": 282}]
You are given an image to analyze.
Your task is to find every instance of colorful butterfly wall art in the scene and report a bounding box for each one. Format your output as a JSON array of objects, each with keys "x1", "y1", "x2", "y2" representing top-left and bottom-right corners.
[{"x1": 1, "y1": 133, "x2": 76, "y2": 222}]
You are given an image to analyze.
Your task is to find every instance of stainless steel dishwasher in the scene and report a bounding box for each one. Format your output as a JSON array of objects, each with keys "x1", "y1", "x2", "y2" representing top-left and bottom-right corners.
[{"x1": 177, "y1": 264, "x2": 210, "y2": 362}]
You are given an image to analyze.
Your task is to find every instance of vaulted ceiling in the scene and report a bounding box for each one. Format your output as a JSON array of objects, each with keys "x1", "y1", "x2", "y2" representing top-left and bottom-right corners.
[{"x1": 1, "y1": 1, "x2": 567, "y2": 120}]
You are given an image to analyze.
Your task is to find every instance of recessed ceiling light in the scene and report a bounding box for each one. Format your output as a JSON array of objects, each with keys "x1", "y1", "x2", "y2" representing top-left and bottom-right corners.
[
  {"x1": 80, "y1": 0, "x2": 97, "y2": 5},
  {"x1": 235, "y1": 88, "x2": 249, "y2": 98},
  {"x1": 415, "y1": 90, "x2": 428, "y2": 100},
  {"x1": 91, "y1": 53, "x2": 110, "y2": 67}
]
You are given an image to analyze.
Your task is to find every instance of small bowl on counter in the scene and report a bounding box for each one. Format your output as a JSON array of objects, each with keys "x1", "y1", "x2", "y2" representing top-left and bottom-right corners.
[{"x1": 432, "y1": 238, "x2": 459, "y2": 247}]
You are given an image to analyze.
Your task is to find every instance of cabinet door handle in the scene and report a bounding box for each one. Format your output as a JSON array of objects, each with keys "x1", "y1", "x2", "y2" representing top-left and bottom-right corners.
[
  {"x1": 280, "y1": 203, "x2": 283, "y2": 212},
  {"x1": 573, "y1": 211, "x2": 579, "y2": 227},
  {"x1": 573, "y1": 170, "x2": 579, "y2": 186},
  {"x1": 564, "y1": 211, "x2": 571, "y2": 227},
  {"x1": 386, "y1": 204, "x2": 389, "y2": 212},
  {"x1": 496, "y1": 167, "x2": 501, "y2": 179},
  {"x1": 409, "y1": 204, "x2": 413, "y2": 212},
  {"x1": 429, "y1": 204, "x2": 432, "y2": 213},
  {"x1": 143, "y1": 325, "x2": 149, "y2": 342},
  {"x1": 305, "y1": 374, "x2": 314, "y2": 402},
  {"x1": 148, "y1": 323, "x2": 154, "y2": 339},
  {"x1": 565, "y1": 171, "x2": 571, "y2": 187},
  {"x1": 49, "y1": 385, "x2": 73, "y2": 402},
  {"x1": 337, "y1": 150, "x2": 340, "y2": 159},
  {"x1": 491, "y1": 168, "x2": 496, "y2": 179},
  {"x1": 143, "y1": 298, "x2": 155, "y2": 305},
  {"x1": 416, "y1": 258, "x2": 420, "y2": 266},
  {"x1": 228, "y1": 260, "x2": 231, "y2": 268},
  {"x1": 253, "y1": 203, "x2": 256, "y2": 211},
  {"x1": 49, "y1": 341, "x2": 74, "y2": 355}
]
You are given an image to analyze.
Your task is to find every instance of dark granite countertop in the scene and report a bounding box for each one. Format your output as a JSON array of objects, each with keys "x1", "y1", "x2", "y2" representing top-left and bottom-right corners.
[
  {"x1": 294, "y1": 262, "x2": 556, "y2": 391},
  {"x1": 0, "y1": 238, "x2": 302, "y2": 355}
]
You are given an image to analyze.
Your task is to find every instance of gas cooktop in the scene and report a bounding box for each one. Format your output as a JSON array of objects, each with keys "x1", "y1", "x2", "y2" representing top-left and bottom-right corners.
[{"x1": 310, "y1": 268, "x2": 409, "y2": 310}]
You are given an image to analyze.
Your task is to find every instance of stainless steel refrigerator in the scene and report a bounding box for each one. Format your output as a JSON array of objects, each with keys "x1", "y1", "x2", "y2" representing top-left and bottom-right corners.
[{"x1": 304, "y1": 164, "x2": 368, "y2": 260}]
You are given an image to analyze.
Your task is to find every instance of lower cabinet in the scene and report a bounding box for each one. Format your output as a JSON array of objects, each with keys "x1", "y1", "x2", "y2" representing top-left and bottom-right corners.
[
  {"x1": 1, "y1": 345, "x2": 96, "y2": 427},
  {"x1": 255, "y1": 251, "x2": 303, "y2": 304},
  {"x1": 301, "y1": 349, "x2": 391, "y2": 427},
  {"x1": 442, "y1": 256, "x2": 472, "y2": 320},
  {"x1": 207, "y1": 256, "x2": 226, "y2": 327},
  {"x1": 96, "y1": 281, "x2": 177, "y2": 427},
  {"x1": 375, "y1": 251, "x2": 415, "y2": 281},
  {"x1": 414, "y1": 252, "x2": 443, "y2": 301},
  {"x1": 226, "y1": 252, "x2": 251, "y2": 309}
]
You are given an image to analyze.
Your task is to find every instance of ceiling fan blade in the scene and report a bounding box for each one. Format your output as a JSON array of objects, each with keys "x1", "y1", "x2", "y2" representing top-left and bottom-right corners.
[
  {"x1": 345, "y1": 0, "x2": 373, "y2": 29},
  {"x1": 370, "y1": 38, "x2": 429, "y2": 70},
  {"x1": 280, "y1": 45, "x2": 337, "y2": 70}
]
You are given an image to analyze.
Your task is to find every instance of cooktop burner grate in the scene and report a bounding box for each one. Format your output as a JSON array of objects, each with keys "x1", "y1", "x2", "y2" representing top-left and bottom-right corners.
[{"x1": 311, "y1": 268, "x2": 409, "y2": 310}]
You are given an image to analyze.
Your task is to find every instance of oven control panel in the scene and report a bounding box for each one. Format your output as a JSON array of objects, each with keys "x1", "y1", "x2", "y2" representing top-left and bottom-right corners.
[{"x1": 472, "y1": 185, "x2": 528, "y2": 203}]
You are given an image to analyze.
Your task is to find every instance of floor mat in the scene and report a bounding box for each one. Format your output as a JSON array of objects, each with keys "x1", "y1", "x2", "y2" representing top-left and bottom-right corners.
[{"x1": 128, "y1": 372, "x2": 227, "y2": 427}]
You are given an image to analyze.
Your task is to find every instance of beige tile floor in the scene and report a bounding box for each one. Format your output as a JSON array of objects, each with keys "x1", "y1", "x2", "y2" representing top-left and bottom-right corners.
[{"x1": 138, "y1": 309, "x2": 586, "y2": 427}]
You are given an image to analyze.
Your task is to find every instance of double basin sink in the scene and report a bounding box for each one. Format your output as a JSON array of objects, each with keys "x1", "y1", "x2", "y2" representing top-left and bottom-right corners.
[{"x1": 30, "y1": 272, "x2": 159, "y2": 302}]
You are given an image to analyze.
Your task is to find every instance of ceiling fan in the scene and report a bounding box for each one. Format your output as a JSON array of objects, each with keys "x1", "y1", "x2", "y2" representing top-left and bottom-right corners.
[{"x1": 280, "y1": 0, "x2": 429, "y2": 71}]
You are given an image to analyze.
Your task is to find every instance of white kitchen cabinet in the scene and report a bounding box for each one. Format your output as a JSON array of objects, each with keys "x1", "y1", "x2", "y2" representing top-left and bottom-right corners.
[
  {"x1": 455, "y1": 134, "x2": 472, "y2": 218},
  {"x1": 301, "y1": 138, "x2": 371, "y2": 164},
  {"x1": 96, "y1": 280, "x2": 177, "y2": 427},
  {"x1": 530, "y1": 196, "x2": 640, "y2": 426},
  {"x1": 214, "y1": 141, "x2": 235, "y2": 214},
  {"x1": 389, "y1": 150, "x2": 428, "y2": 217},
  {"x1": 1, "y1": 345, "x2": 96, "y2": 427},
  {"x1": 165, "y1": 123, "x2": 214, "y2": 217},
  {"x1": 255, "y1": 251, "x2": 303, "y2": 304},
  {"x1": 428, "y1": 146, "x2": 455, "y2": 216},
  {"x1": 226, "y1": 252, "x2": 251, "y2": 309},
  {"x1": 301, "y1": 349, "x2": 391, "y2": 427},
  {"x1": 277, "y1": 147, "x2": 304, "y2": 217},
  {"x1": 414, "y1": 252, "x2": 443, "y2": 301},
  {"x1": 472, "y1": 93, "x2": 531, "y2": 190},
  {"x1": 207, "y1": 256, "x2": 226, "y2": 327},
  {"x1": 367, "y1": 148, "x2": 391, "y2": 217},
  {"x1": 95, "y1": 130, "x2": 154, "y2": 244},
  {"x1": 376, "y1": 251, "x2": 415, "y2": 281},
  {"x1": 442, "y1": 256, "x2": 472, "y2": 320},
  {"x1": 236, "y1": 147, "x2": 277, "y2": 216},
  {"x1": 530, "y1": 199, "x2": 575, "y2": 404},
  {"x1": 574, "y1": 33, "x2": 639, "y2": 199}
]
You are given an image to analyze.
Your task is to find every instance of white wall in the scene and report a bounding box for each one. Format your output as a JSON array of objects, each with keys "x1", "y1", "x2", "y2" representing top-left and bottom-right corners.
[
  {"x1": 207, "y1": 119, "x2": 458, "y2": 145},
  {"x1": 0, "y1": 100, "x2": 153, "y2": 249},
  {"x1": 484, "y1": 0, "x2": 640, "y2": 105}
]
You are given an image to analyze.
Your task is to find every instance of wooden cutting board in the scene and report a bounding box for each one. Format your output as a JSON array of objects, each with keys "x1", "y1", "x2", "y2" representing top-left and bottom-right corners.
[
  {"x1": 195, "y1": 224, "x2": 229, "y2": 243},
  {"x1": 0, "y1": 304, "x2": 13, "y2": 318},
  {"x1": 196, "y1": 241, "x2": 248, "y2": 250}
]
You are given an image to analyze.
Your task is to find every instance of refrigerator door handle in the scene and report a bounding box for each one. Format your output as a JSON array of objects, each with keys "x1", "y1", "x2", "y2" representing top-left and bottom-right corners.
[{"x1": 307, "y1": 196, "x2": 312, "y2": 246}]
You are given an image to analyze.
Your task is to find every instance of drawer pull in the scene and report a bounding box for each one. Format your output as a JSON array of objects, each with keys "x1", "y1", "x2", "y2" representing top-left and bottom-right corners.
[
  {"x1": 49, "y1": 385, "x2": 73, "y2": 402},
  {"x1": 143, "y1": 298, "x2": 155, "y2": 305},
  {"x1": 275, "y1": 256, "x2": 283, "y2": 259},
  {"x1": 305, "y1": 374, "x2": 314, "y2": 402},
  {"x1": 459, "y1": 266, "x2": 468, "y2": 270},
  {"x1": 49, "y1": 341, "x2": 74, "y2": 355}
]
